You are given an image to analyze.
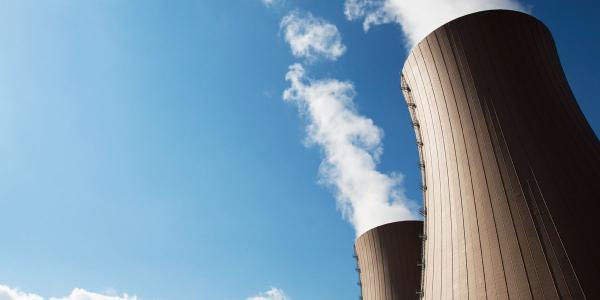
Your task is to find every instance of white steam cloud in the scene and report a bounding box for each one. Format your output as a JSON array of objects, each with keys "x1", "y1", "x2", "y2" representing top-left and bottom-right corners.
[
  {"x1": 283, "y1": 63, "x2": 415, "y2": 236},
  {"x1": 280, "y1": 11, "x2": 346, "y2": 61},
  {"x1": 280, "y1": 11, "x2": 415, "y2": 236},
  {"x1": 0, "y1": 285, "x2": 138, "y2": 300},
  {"x1": 344, "y1": 0, "x2": 527, "y2": 47},
  {"x1": 246, "y1": 287, "x2": 290, "y2": 300}
]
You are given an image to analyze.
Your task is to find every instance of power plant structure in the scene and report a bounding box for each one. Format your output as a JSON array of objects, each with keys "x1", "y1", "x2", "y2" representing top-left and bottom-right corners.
[
  {"x1": 354, "y1": 221, "x2": 424, "y2": 300},
  {"x1": 355, "y1": 9, "x2": 599, "y2": 300}
]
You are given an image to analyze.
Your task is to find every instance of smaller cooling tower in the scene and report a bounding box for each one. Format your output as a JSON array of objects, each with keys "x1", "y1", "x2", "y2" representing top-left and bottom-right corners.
[{"x1": 354, "y1": 221, "x2": 424, "y2": 300}]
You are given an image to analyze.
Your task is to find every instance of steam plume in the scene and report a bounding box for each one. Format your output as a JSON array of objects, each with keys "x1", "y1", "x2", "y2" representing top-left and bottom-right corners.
[
  {"x1": 283, "y1": 64, "x2": 415, "y2": 236},
  {"x1": 344, "y1": 0, "x2": 526, "y2": 47}
]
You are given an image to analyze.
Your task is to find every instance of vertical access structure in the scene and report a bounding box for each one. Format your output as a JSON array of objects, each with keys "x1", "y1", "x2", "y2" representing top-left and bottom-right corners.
[{"x1": 401, "y1": 10, "x2": 600, "y2": 299}]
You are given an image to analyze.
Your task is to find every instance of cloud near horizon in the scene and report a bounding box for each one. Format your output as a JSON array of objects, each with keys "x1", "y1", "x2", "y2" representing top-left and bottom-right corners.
[
  {"x1": 280, "y1": 11, "x2": 346, "y2": 61},
  {"x1": 0, "y1": 285, "x2": 138, "y2": 300},
  {"x1": 246, "y1": 287, "x2": 290, "y2": 300},
  {"x1": 344, "y1": 0, "x2": 526, "y2": 47},
  {"x1": 283, "y1": 63, "x2": 416, "y2": 236}
]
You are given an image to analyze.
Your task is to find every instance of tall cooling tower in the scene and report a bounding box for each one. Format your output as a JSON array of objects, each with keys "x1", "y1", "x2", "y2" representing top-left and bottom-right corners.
[
  {"x1": 354, "y1": 221, "x2": 424, "y2": 300},
  {"x1": 401, "y1": 10, "x2": 599, "y2": 299}
]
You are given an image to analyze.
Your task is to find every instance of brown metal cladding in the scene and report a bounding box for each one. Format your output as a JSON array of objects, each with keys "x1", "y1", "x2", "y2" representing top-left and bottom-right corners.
[
  {"x1": 401, "y1": 10, "x2": 600, "y2": 299},
  {"x1": 355, "y1": 221, "x2": 424, "y2": 300}
]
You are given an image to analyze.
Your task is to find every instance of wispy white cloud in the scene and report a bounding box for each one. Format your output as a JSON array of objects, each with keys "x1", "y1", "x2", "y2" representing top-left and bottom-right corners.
[
  {"x1": 283, "y1": 63, "x2": 416, "y2": 236},
  {"x1": 280, "y1": 11, "x2": 346, "y2": 61},
  {"x1": 0, "y1": 285, "x2": 138, "y2": 300},
  {"x1": 49, "y1": 288, "x2": 138, "y2": 300},
  {"x1": 260, "y1": 0, "x2": 279, "y2": 7},
  {"x1": 344, "y1": 0, "x2": 526, "y2": 47},
  {"x1": 246, "y1": 287, "x2": 290, "y2": 300}
]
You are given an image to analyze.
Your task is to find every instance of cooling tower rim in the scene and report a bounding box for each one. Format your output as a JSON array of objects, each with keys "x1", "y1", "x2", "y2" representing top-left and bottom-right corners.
[
  {"x1": 402, "y1": 9, "x2": 547, "y2": 74},
  {"x1": 355, "y1": 220, "x2": 423, "y2": 242}
]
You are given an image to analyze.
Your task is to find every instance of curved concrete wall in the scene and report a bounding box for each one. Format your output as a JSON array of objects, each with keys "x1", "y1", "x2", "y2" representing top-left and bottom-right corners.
[
  {"x1": 355, "y1": 221, "x2": 424, "y2": 300},
  {"x1": 401, "y1": 10, "x2": 599, "y2": 300}
]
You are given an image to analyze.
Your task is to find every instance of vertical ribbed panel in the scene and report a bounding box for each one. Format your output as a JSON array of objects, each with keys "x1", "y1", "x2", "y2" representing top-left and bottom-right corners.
[
  {"x1": 402, "y1": 10, "x2": 600, "y2": 300},
  {"x1": 355, "y1": 221, "x2": 424, "y2": 300}
]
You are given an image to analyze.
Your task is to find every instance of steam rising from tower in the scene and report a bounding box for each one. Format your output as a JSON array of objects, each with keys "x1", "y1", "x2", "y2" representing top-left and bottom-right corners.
[
  {"x1": 283, "y1": 64, "x2": 415, "y2": 236},
  {"x1": 281, "y1": 12, "x2": 416, "y2": 236},
  {"x1": 344, "y1": 0, "x2": 526, "y2": 47}
]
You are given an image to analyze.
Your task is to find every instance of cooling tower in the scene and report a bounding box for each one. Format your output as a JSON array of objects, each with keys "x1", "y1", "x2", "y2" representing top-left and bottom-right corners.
[
  {"x1": 401, "y1": 10, "x2": 599, "y2": 299},
  {"x1": 354, "y1": 221, "x2": 424, "y2": 300}
]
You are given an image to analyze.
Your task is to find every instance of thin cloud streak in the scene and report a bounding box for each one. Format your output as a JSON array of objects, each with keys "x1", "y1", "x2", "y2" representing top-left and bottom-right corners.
[{"x1": 260, "y1": 0, "x2": 279, "y2": 7}]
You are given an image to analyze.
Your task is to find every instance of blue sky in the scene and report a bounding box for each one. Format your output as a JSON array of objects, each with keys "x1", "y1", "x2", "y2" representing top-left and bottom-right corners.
[{"x1": 0, "y1": 1, "x2": 598, "y2": 299}]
